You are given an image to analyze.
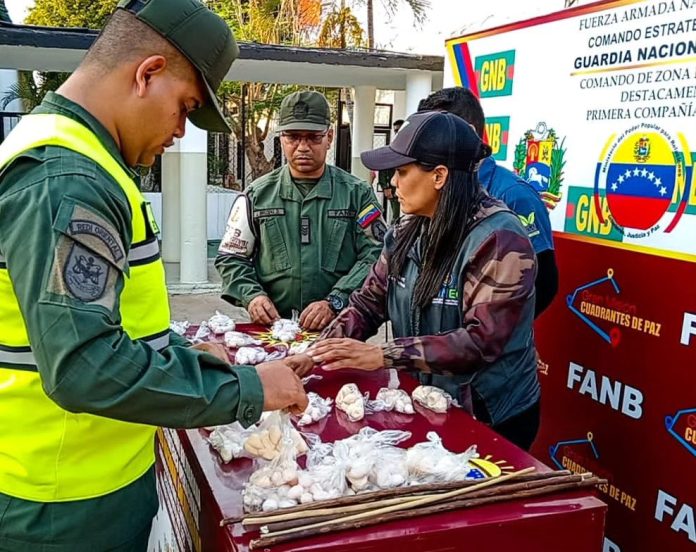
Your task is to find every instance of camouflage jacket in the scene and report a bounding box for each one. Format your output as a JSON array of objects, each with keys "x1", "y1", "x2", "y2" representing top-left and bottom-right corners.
[{"x1": 323, "y1": 196, "x2": 540, "y2": 425}]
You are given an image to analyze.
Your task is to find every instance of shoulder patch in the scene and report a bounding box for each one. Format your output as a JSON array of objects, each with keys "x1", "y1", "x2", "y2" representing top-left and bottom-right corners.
[
  {"x1": 219, "y1": 195, "x2": 256, "y2": 257},
  {"x1": 357, "y1": 204, "x2": 382, "y2": 228},
  {"x1": 64, "y1": 243, "x2": 110, "y2": 301},
  {"x1": 68, "y1": 219, "x2": 125, "y2": 263},
  {"x1": 371, "y1": 219, "x2": 387, "y2": 242},
  {"x1": 518, "y1": 211, "x2": 540, "y2": 238}
]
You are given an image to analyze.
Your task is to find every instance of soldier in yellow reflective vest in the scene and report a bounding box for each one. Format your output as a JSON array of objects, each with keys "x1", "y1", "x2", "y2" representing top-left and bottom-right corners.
[{"x1": 0, "y1": 1, "x2": 308, "y2": 550}]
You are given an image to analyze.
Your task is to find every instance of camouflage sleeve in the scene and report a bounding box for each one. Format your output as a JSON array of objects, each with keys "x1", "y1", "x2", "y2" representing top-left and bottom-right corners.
[
  {"x1": 321, "y1": 246, "x2": 390, "y2": 341},
  {"x1": 381, "y1": 229, "x2": 536, "y2": 375}
]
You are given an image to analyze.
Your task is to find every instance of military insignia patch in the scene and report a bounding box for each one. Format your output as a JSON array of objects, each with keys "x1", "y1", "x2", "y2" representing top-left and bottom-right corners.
[
  {"x1": 64, "y1": 243, "x2": 109, "y2": 302},
  {"x1": 357, "y1": 205, "x2": 381, "y2": 228},
  {"x1": 371, "y1": 219, "x2": 387, "y2": 242},
  {"x1": 518, "y1": 211, "x2": 540, "y2": 238},
  {"x1": 293, "y1": 101, "x2": 309, "y2": 119}
]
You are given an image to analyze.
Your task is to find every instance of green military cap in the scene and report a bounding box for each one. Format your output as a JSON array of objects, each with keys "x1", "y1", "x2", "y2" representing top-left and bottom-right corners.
[
  {"x1": 117, "y1": 0, "x2": 238, "y2": 133},
  {"x1": 278, "y1": 91, "x2": 331, "y2": 132}
]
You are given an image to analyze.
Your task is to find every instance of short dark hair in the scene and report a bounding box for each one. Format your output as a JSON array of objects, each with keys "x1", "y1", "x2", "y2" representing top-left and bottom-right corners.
[
  {"x1": 393, "y1": 119, "x2": 405, "y2": 130},
  {"x1": 417, "y1": 87, "x2": 485, "y2": 137},
  {"x1": 82, "y1": 9, "x2": 192, "y2": 79}
]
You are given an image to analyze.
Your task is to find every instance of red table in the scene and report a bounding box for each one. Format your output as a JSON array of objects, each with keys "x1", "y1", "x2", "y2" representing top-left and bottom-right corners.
[{"x1": 151, "y1": 326, "x2": 607, "y2": 551}]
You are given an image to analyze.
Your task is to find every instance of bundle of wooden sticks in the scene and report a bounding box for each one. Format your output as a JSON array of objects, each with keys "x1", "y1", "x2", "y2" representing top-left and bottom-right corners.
[{"x1": 223, "y1": 467, "x2": 605, "y2": 550}]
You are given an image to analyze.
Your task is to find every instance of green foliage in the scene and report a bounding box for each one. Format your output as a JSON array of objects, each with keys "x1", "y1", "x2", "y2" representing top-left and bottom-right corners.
[
  {"x1": 318, "y1": 6, "x2": 364, "y2": 49},
  {"x1": 1, "y1": 71, "x2": 70, "y2": 111},
  {"x1": 513, "y1": 135, "x2": 528, "y2": 176},
  {"x1": 0, "y1": 0, "x2": 11, "y2": 23},
  {"x1": 25, "y1": 0, "x2": 118, "y2": 28},
  {"x1": 549, "y1": 137, "x2": 566, "y2": 196}
]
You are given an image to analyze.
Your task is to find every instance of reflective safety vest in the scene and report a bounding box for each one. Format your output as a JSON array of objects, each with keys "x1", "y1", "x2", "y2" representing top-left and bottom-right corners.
[{"x1": 0, "y1": 114, "x2": 170, "y2": 501}]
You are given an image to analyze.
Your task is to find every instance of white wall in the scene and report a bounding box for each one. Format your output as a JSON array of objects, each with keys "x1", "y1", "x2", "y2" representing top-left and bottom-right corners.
[{"x1": 144, "y1": 191, "x2": 237, "y2": 242}]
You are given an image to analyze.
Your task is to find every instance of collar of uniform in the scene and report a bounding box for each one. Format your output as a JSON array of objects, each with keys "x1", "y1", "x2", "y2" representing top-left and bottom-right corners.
[
  {"x1": 35, "y1": 92, "x2": 137, "y2": 179},
  {"x1": 278, "y1": 165, "x2": 334, "y2": 201},
  {"x1": 477, "y1": 156, "x2": 496, "y2": 192}
]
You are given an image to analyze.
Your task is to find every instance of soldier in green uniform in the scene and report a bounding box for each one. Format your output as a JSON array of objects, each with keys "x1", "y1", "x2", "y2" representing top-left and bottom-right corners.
[
  {"x1": 0, "y1": 1, "x2": 307, "y2": 551},
  {"x1": 215, "y1": 91, "x2": 386, "y2": 331}
]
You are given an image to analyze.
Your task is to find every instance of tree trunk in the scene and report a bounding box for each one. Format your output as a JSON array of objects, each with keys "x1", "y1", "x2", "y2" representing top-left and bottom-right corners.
[
  {"x1": 245, "y1": 140, "x2": 274, "y2": 182},
  {"x1": 367, "y1": 0, "x2": 374, "y2": 50}
]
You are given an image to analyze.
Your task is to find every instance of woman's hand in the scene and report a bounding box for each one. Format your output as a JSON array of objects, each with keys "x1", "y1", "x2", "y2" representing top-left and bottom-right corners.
[{"x1": 309, "y1": 338, "x2": 384, "y2": 371}]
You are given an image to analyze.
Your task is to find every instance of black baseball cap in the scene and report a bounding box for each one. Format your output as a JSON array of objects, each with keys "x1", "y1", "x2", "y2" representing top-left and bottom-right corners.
[
  {"x1": 361, "y1": 111, "x2": 491, "y2": 172},
  {"x1": 117, "y1": 0, "x2": 239, "y2": 133}
]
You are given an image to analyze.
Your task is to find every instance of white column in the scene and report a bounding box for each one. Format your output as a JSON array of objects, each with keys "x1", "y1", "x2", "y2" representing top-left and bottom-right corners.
[
  {"x1": 405, "y1": 72, "x2": 433, "y2": 118},
  {"x1": 350, "y1": 85, "x2": 376, "y2": 182},
  {"x1": 392, "y1": 90, "x2": 407, "y2": 123},
  {"x1": 178, "y1": 122, "x2": 208, "y2": 284},
  {"x1": 160, "y1": 141, "x2": 181, "y2": 263}
]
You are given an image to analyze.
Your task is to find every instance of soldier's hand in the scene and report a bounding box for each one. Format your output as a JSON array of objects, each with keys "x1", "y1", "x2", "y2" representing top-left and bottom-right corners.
[
  {"x1": 256, "y1": 360, "x2": 308, "y2": 414},
  {"x1": 299, "y1": 301, "x2": 335, "y2": 331},
  {"x1": 248, "y1": 295, "x2": 280, "y2": 325},
  {"x1": 191, "y1": 341, "x2": 230, "y2": 363},
  {"x1": 284, "y1": 354, "x2": 315, "y2": 378}
]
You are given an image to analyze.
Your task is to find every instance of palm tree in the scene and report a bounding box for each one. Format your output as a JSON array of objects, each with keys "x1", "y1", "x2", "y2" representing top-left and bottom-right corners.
[
  {"x1": 364, "y1": 0, "x2": 429, "y2": 50},
  {"x1": 1, "y1": 72, "x2": 70, "y2": 112},
  {"x1": 0, "y1": 0, "x2": 11, "y2": 22},
  {"x1": 318, "y1": 0, "x2": 365, "y2": 49}
]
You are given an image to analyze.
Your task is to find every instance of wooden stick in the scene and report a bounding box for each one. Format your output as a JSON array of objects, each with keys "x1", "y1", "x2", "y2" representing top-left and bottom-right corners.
[
  {"x1": 261, "y1": 473, "x2": 587, "y2": 533},
  {"x1": 259, "y1": 467, "x2": 534, "y2": 540},
  {"x1": 244, "y1": 495, "x2": 424, "y2": 528},
  {"x1": 233, "y1": 469, "x2": 573, "y2": 527},
  {"x1": 250, "y1": 477, "x2": 605, "y2": 549}
]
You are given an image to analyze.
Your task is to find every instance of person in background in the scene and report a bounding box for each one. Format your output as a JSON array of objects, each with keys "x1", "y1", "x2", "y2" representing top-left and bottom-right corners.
[
  {"x1": 418, "y1": 87, "x2": 558, "y2": 317},
  {"x1": 374, "y1": 118, "x2": 405, "y2": 222},
  {"x1": 311, "y1": 111, "x2": 541, "y2": 451},
  {"x1": 216, "y1": 90, "x2": 386, "y2": 331},
  {"x1": 0, "y1": 1, "x2": 307, "y2": 550}
]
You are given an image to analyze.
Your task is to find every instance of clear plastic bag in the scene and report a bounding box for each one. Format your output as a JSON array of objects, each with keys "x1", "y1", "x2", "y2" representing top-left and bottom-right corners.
[
  {"x1": 340, "y1": 427, "x2": 411, "y2": 492},
  {"x1": 406, "y1": 431, "x2": 479, "y2": 483},
  {"x1": 375, "y1": 388, "x2": 415, "y2": 415},
  {"x1": 336, "y1": 383, "x2": 365, "y2": 422},
  {"x1": 234, "y1": 346, "x2": 268, "y2": 366},
  {"x1": 288, "y1": 340, "x2": 312, "y2": 355},
  {"x1": 243, "y1": 410, "x2": 308, "y2": 461},
  {"x1": 244, "y1": 417, "x2": 302, "y2": 512},
  {"x1": 297, "y1": 392, "x2": 333, "y2": 426},
  {"x1": 170, "y1": 320, "x2": 190, "y2": 336},
  {"x1": 412, "y1": 385, "x2": 453, "y2": 414},
  {"x1": 271, "y1": 318, "x2": 301, "y2": 343},
  {"x1": 208, "y1": 311, "x2": 235, "y2": 334},
  {"x1": 224, "y1": 331, "x2": 262, "y2": 348},
  {"x1": 370, "y1": 446, "x2": 408, "y2": 489},
  {"x1": 207, "y1": 422, "x2": 253, "y2": 463},
  {"x1": 192, "y1": 321, "x2": 211, "y2": 343}
]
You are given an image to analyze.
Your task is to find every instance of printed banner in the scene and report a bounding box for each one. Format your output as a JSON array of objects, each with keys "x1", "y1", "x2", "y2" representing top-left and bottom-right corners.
[{"x1": 446, "y1": 1, "x2": 696, "y2": 550}]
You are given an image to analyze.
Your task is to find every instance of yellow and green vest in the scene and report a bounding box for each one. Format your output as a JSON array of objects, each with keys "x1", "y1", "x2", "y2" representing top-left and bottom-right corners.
[{"x1": 0, "y1": 114, "x2": 170, "y2": 501}]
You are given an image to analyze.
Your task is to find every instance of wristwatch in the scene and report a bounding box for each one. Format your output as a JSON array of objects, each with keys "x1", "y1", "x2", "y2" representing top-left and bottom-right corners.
[{"x1": 326, "y1": 293, "x2": 346, "y2": 314}]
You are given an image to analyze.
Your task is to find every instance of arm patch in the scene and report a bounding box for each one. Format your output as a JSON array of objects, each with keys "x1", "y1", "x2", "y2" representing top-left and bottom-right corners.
[{"x1": 219, "y1": 194, "x2": 256, "y2": 258}]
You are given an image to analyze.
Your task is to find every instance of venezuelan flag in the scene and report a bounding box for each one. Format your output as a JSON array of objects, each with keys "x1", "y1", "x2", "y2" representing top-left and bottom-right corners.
[
  {"x1": 596, "y1": 130, "x2": 678, "y2": 231},
  {"x1": 357, "y1": 205, "x2": 380, "y2": 228}
]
